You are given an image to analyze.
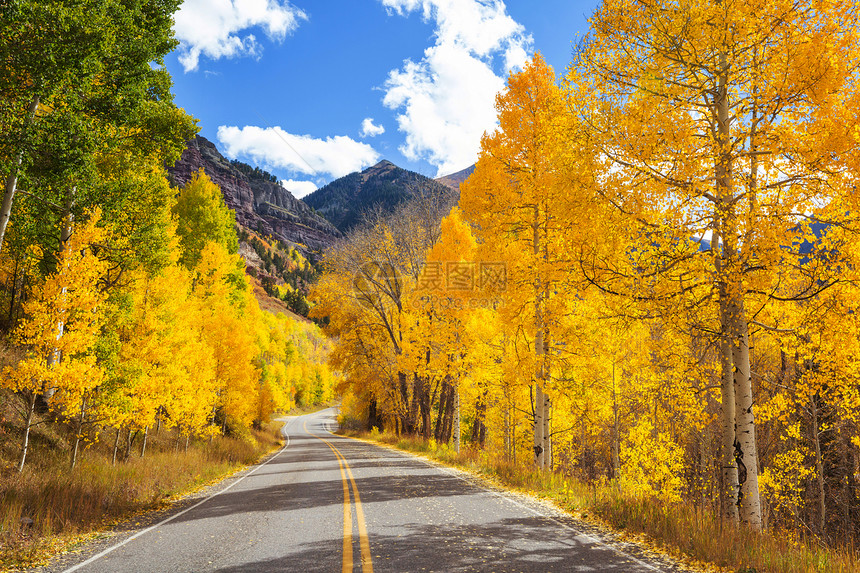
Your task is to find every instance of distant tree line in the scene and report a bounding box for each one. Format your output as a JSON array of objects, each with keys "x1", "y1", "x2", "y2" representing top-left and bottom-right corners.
[{"x1": 229, "y1": 160, "x2": 279, "y2": 184}]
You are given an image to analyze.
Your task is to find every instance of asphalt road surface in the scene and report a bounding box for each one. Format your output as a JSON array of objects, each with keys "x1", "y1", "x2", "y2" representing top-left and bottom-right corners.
[{"x1": 39, "y1": 408, "x2": 684, "y2": 573}]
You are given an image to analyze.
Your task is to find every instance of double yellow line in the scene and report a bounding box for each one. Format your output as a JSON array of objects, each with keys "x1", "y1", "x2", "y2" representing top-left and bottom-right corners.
[{"x1": 304, "y1": 421, "x2": 373, "y2": 573}]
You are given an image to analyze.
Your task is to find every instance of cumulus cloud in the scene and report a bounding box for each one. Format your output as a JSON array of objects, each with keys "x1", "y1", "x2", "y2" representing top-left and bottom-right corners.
[
  {"x1": 217, "y1": 125, "x2": 380, "y2": 179},
  {"x1": 174, "y1": 0, "x2": 306, "y2": 72},
  {"x1": 360, "y1": 117, "x2": 386, "y2": 138},
  {"x1": 281, "y1": 179, "x2": 318, "y2": 199},
  {"x1": 381, "y1": 0, "x2": 532, "y2": 175}
]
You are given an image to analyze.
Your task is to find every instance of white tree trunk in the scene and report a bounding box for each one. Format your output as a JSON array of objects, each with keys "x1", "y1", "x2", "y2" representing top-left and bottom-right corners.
[
  {"x1": 44, "y1": 187, "x2": 76, "y2": 402},
  {"x1": 533, "y1": 382, "x2": 545, "y2": 468},
  {"x1": 0, "y1": 95, "x2": 40, "y2": 254},
  {"x1": 141, "y1": 426, "x2": 149, "y2": 459},
  {"x1": 719, "y1": 329, "x2": 739, "y2": 522},
  {"x1": 17, "y1": 391, "x2": 37, "y2": 472},
  {"x1": 70, "y1": 395, "x2": 87, "y2": 469},
  {"x1": 730, "y1": 299, "x2": 762, "y2": 529}
]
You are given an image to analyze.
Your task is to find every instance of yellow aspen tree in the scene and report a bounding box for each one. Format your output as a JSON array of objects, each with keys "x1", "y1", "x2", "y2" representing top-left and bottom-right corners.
[
  {"x1": 3, "y1": 210, "x2": 107, "y2": 471},
  {"x1": 194, "y1": 242, "x2": 260, "y2": 431},
  {"x1": 105, "y1": 262, "x2": 217, "y2": 452},
  {"x1": 313, "y1": 258, "x2": 405, "y2": 430},
  {"x1": 755, "y1": 257, "x2": 860, "y2": 536},
  {"x1": 573, "y1": 0, "x2": 860, "y2": 529},
  {"x1": 414, "y1": 207, "x2": 484, "y2": 450},
  {"x1": 312, "y1": 197, "x2": 447, "y2": 435},
  {"x1": 460, "y1": 53, "x2": 600, "y2": 469}
]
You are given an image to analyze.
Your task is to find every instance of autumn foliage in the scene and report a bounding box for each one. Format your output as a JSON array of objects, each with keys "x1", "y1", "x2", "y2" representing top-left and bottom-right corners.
[
  {"x1": 0, "y1": 168, "x2": 335, "y2": 475},
  {"x1": 320, "y1": 0, "x2": 860, "y2": 554}
]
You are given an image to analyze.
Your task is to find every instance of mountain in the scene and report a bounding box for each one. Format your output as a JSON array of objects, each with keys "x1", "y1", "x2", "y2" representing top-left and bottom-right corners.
[
  {"x1": 168, "y1": 136, "x2": 342, "y2": 254},
  {"x1": 303, "y1": 160, "x2": 456, "y2": 232},
  {"x1": 436, "y1": 164, "x2": 476, "y2": 190}
]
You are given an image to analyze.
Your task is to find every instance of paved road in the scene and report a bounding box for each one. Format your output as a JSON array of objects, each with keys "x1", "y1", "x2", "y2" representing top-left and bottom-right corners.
[{"x1": 40, "y1": 409, "x2": 683, "y2": 572}]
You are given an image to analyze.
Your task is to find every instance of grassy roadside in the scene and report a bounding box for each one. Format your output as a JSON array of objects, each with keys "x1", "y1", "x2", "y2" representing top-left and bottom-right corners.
[
  {"x1": 355, "y1": 430, "x2": 858, "y2": 573},
  {"x1": 0, "y1": 420, "x2": 285, "y2": 571}
]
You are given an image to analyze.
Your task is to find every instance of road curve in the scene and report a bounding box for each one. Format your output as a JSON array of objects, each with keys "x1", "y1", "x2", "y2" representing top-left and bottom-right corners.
[{"x1": 36, "y1": 409, "x2": 685, "y2": 573}]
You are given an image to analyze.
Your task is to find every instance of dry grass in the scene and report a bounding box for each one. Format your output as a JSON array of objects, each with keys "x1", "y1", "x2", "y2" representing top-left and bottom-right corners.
[
  {"x1": 362, "y1": 431, "x2": 858, "y2": 573},
  {"x1": 0, "y1": 419, "x2": 283, "y2": 571}
]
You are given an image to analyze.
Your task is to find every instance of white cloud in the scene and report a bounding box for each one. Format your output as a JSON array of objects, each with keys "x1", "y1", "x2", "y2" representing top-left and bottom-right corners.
[
  {"x1": 381, "y1": 0, "x2": 532, "y2": 175},
  {"x1": 217, "y1": 125, "x2": 380, "y2": 179},
  {"x1": 281, "y1": 179, "x2": 318, "y2": 199},
  {"x1": 360, "y1": 117, "x2": 386, "y2": 138},
  {"x1": 174, "y1": 0, "x2": 306, "y2": 72}
]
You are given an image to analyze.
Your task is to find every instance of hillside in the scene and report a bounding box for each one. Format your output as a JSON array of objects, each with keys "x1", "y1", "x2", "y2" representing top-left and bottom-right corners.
[
  {"x1": 303, "y1": 160, "x2": 456, "y2": 232},
  {"x1": 168, "y1": 136, "x2": 342, "y2": 254},
  {"x1": 435, "y1": 164, "x2": 476, "y2": 190}
]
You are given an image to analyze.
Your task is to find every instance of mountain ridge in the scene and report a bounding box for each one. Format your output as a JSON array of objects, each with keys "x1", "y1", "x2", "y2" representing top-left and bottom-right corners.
[
  {"x1": 168, "y1": 136, "x2": 342, "y2": 254},
  {"x1": 303, "y1": 160, "x2": 455, "y2": 232},
  {"x1": 435, "y1": 164, "x2": 476, "y2": 190}
]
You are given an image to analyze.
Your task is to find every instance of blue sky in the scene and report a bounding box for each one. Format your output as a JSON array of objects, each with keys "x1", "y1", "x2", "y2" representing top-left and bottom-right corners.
[{"x1": 165, "y1": 0, "x2": 600, "y2": 198}]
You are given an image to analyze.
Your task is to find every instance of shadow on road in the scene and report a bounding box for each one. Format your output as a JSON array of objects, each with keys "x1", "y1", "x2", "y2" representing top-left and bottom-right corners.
[{"x1": 212, "y1": 516, "x2": 653, "y2": 573}]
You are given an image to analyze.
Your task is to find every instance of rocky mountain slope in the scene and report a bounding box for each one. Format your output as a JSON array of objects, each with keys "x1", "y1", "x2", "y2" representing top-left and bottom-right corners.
[
  {"x1": 303, "y1": 160, "x2": 456, "y2": 232},
  {"x1": 168, "y1": 136, "x2": 342, "y2": 254},
  {"x1": 435, "y1": 164, "x2": 475, "y2": 190}
]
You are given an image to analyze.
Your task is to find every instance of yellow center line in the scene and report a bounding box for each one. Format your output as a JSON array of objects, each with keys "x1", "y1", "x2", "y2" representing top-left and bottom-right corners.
[
  {"x1": 304, "y1": 420, "x2": 374, "y2": 573},
  {"x1": 305, "y1": 421, "x2": 353, "y2": 572},
  {"x1": 333, "y1": 446, "x2": 373, "y2": 573}
]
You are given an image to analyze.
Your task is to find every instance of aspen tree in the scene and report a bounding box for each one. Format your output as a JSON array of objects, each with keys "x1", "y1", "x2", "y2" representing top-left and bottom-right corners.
[
  {"x1": 461, "y1": 54, "x2": 601, "y2": 469},
  {"x1": 0, "y1": 0, "x2": 192, "y2": 253},
  {"x1": 573, "y1": 0, "x2": 860, "y2": 529},
  {"x1": 3, "y1": 210, "x2": 106, "y2": 471}
]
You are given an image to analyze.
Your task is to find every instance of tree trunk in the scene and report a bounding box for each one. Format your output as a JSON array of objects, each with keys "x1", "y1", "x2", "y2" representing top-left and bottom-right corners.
[
  {"x1": 533, "y1": 382, "x2": 546, "y2": 468},
  {"x1": 471, "y1": 394, "x2": 487, "y2": 447},
  {"x1": 453, "y1": 386, "x2": 460, "y2": 454},
  {"x1": 532, "y1": 202, "x2": 550, "y2": 470},
  {"x1": 141, "y1": 426, "x2": 149, "y2": 459},
  {"x1": 810, "y1": 393, "x2": 826, "y2": 536},
  {"x1": 719, "y1": 309, "x2": 739, "y2": 522},
  {"x1": 124, "y1": 427, "x2": 134, "y2": 462},
  {"x1": 700, "y1": 429, "x2": 709, "y2": 511},
  {"x1": 434, "y1": 379, "x2": 450, "y2": 441},
  {"x1": 441, "y1": 381, "x2": 455, "y2": 443},
  {"x1": 713, "y1": 49, "x2": 742, "y2": 522},
  {"x1": 368, "y1": 397, "x2": 382, "y2": 432},
  {"x1": 418, "y1": 374, "x2": 431, "y2": 440},
  {"x1": 611, "y1": 361, "x2": 620, "y2": 479},
  {"x1": 409, "y1": 373, "x2": 420, "y2": 435},
  {"x1": 70, "y1": 395, "x2": 87, "y2": 470},
  {"x1": 504, "y1": 392, "x2": 512, "y2": 461},
  {"x1": 112, "y1": 427, "x2": 121, "y2": 465},
  {"x1": 841, "y1": 426, "x2": 856, "y2": 546},
  {"x1": 398, "y1": 372, "x2": 412, "y2": 435},
  {"x1": 0, "y1": 94, "x2": 40, "y2": 254},
  {"x1": 7, "y1": 255, "x2": 25, "y2": 324},
  {"x1": 730, "y1": 299, "x2": 762, "y2": 530},
  {"x1": 542, "y1": 390, "x2": 551, "y2": 470},
  {"x1": 43, "y1": 187, "x2": 76, "y2": 403},
  {"x1": 17, "y1": 391, "x2": 38, "y2": 472}
]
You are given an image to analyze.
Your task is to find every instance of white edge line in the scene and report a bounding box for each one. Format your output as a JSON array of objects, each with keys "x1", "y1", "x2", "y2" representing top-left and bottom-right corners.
[
  {"x1": 354, "y1": 441, "x2": 663, "y2": 573},
  {"x1": 60, "y1": 420, "x2": 294, "y2": 573},
  {"x1": 317, "y1": 411, "x2": 662, "y2": 573}
]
